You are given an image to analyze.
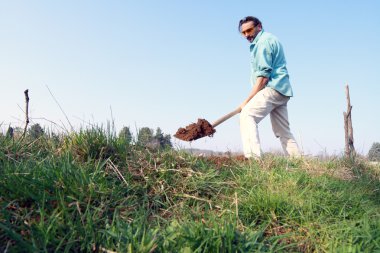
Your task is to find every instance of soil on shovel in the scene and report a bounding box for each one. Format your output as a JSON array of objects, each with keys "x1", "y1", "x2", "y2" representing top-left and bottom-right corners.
[{"x1": 174, "y1": 119, "x2": 216, "y2": 141}]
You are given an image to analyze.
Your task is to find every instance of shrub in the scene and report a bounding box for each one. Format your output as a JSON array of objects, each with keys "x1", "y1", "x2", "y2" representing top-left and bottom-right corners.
[
  {"x1": 28, "y1": 123, "x2": 44, "y2": 139},
  {"x1": 368, "y1": 142, "x2": 380, "y2": 161}
]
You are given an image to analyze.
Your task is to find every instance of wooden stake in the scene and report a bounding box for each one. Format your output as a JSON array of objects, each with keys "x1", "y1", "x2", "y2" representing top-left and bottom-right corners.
[
  {"x1": 22, "y1": 89, "x2": 30, "y2": 138},
  {"x1": 343, "y1": 85, "x2": 355, "y2": 158}
]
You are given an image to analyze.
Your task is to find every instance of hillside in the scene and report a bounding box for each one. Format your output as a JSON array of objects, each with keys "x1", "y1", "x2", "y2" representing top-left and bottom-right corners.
[{"x1": 0, "y1": 128, "x2": 379, "y2": 252}]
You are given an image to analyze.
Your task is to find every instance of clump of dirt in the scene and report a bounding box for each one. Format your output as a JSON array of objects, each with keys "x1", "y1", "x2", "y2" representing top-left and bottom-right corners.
[{"x1": 174, "y1": 119, "x2": 216, "y2": 141}]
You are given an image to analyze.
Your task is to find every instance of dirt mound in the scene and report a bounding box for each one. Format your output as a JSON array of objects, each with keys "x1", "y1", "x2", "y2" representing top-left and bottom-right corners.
[
  {"x1": 174, "y1": 119, "x2": 216, "y2": 141},
  {"x1": 204, "y1": 155, "x2": 248, "y2": 168}
]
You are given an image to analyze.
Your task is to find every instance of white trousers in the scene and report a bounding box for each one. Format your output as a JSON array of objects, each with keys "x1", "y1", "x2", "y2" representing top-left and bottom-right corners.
[{"x1": 240, "y1": 87, "x2": 300, "y2": 158}]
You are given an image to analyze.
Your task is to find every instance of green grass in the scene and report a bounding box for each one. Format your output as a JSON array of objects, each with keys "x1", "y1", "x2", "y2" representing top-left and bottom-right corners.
[{"x1": 0, "y1": 128, "x2": 379, "y2": 252}]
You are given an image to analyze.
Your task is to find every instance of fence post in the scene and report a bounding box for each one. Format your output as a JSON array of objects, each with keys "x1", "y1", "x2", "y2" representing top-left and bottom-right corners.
[{"x1": 343, "y1": 85, "x2": 355, "y2": 158}]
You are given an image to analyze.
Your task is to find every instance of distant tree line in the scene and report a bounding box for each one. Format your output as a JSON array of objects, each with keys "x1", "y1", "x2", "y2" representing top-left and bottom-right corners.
[
  {"x1": 6, "y1": 123, "x2": 45, "y2": 139},
  {"x1": 3, "y1": 123, "x2": 380, "y2": 159},
  {"x1": 119, "y1": 126, "x2": 172, "y2": 149},
  {"x1": 4, "y1": 124, "x2": 173, "y2": 150}
]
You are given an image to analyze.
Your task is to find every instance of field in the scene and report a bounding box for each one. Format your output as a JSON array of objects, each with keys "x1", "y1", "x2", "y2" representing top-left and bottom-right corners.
[{"x1": 1, "y1": 127, "x2": 380, "y2": 252}]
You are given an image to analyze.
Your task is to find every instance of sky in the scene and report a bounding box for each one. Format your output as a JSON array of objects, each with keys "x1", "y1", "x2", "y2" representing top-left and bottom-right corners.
[{"x1": 1, "y1": 1, "x2": 379, "y2": 156}]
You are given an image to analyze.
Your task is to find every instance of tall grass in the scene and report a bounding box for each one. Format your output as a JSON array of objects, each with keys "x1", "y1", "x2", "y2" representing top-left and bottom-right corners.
[{"x1": 0, "y1": 127, "x2": 379, "y2": 252}]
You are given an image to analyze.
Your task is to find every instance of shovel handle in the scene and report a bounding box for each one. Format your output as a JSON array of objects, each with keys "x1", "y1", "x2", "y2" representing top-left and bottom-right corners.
[{"x1": 212, "y1": 108, "x2": 241, "y2": 128}]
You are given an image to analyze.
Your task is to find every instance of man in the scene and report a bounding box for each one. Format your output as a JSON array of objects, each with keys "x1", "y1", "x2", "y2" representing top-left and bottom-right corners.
[{"x1": 238, "y1": 16, "x2": 300, "y2": 159}]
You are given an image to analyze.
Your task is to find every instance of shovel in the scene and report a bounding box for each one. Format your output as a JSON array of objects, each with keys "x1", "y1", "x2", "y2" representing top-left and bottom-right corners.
[{"x1": 174, "y1": 107, "x2": 241, "y2": 141}]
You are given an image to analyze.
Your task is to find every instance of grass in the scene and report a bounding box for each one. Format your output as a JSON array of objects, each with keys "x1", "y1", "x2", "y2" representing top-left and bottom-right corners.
[{"x1": 0, "y1": 127, "x2": 379, "y2": 252}]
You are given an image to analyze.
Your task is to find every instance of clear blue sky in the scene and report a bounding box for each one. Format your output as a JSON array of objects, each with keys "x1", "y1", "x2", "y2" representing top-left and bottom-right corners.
[{"x1": 1, "y1": 1, "x2": 379, "y2": 156}]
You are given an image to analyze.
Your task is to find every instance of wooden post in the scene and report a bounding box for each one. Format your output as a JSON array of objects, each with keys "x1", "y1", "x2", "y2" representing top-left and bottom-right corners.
[
  {"x1": 343, "y1": 85, "x2": 355, "y2": 158},
  {"x1": 22, "y1": 89, "x2": 30, "y2": 138}
]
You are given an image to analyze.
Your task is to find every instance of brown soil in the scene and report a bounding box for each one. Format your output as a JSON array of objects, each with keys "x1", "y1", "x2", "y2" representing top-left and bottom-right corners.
[
  {"x1": 203, "y1": 155, "x2": 249, "y2": 169},
  {"x1": 174, "y1": 119, "x2": 216, "y2": 141}
]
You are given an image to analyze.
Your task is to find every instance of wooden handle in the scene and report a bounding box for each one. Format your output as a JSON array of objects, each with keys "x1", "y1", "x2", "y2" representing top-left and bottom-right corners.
[{"x1": 212, "y1": 108, "x2": 241, "y2": 128}]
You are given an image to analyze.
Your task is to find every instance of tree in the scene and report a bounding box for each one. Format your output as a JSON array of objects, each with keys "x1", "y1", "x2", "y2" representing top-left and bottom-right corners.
[
  {"x1": 28, "y1": 123, "x2": 44, "y2": 139},
  {"x1": 154, "y1": 127, "x2": 172, "y2": 149},
  {"x1": 137, "y1": 127, "x2": 154, "y2": 147},
  {"x1": 6, "y1": 126, "x2": 14, "y2": 139},
  {"x1": 119, "y1": 126, "x2": 133, "y2": 144},
  {"x1": 163, "y1": 134, "x2": 172, "y2": 148},
  {"x1": 368, "y1": 142, "x2": 380, "y2": 162},
  {"x1": 137, "y1": 127, "x2": 172, "y2": 149}
]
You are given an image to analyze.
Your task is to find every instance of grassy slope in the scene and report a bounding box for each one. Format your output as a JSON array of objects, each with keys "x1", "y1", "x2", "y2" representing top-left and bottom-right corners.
[{"x1": 0, "y1": 129, "x2": 379, "y2": 252}]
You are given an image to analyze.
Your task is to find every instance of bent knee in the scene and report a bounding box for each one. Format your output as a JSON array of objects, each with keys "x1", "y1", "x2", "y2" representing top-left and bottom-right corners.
[{"x1": 240, "y1": 108, "x2": 255, "y2": 124}]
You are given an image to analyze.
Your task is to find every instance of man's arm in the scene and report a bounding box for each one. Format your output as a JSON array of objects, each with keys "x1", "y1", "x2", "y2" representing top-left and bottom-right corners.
[{"x1": 239, "y1": 76, "x2": 269, "y2": 111}]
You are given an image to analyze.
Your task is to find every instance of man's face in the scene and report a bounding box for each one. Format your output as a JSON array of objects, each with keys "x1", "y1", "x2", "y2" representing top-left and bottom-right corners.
[{"x1": 240, "y1": 21, "x2": 261, "y2": 43}]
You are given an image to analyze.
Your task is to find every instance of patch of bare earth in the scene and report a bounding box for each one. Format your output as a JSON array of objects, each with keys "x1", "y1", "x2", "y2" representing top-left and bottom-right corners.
[
  {"x1": 198, "y1": 155, "x2": 250, "y2": 169},
  {"x1": 264, "y1": 221, "x2": 314, "y2": 253},
  {"x1": 301, "y1": 160, "x2": 356, "y2": 181},
  {"x1": 329, "y1": 167, "x2": 356, "y2": 180}
]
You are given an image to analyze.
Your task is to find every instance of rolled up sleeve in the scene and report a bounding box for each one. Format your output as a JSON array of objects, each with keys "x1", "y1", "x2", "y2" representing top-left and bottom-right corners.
[{"x1": 254, "y1": 44, "x2": 273, "y2": 78}]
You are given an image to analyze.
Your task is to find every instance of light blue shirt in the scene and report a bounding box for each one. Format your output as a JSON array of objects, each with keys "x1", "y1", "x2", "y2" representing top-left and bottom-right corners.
[{"x1": 249, "y1": 30, "x2": 293, "y2": 97}]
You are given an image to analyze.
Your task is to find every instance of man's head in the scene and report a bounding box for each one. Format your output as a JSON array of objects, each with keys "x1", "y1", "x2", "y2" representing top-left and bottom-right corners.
[{"x1": 238, "y1": 16, "x2": 262, "y2": 43}]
